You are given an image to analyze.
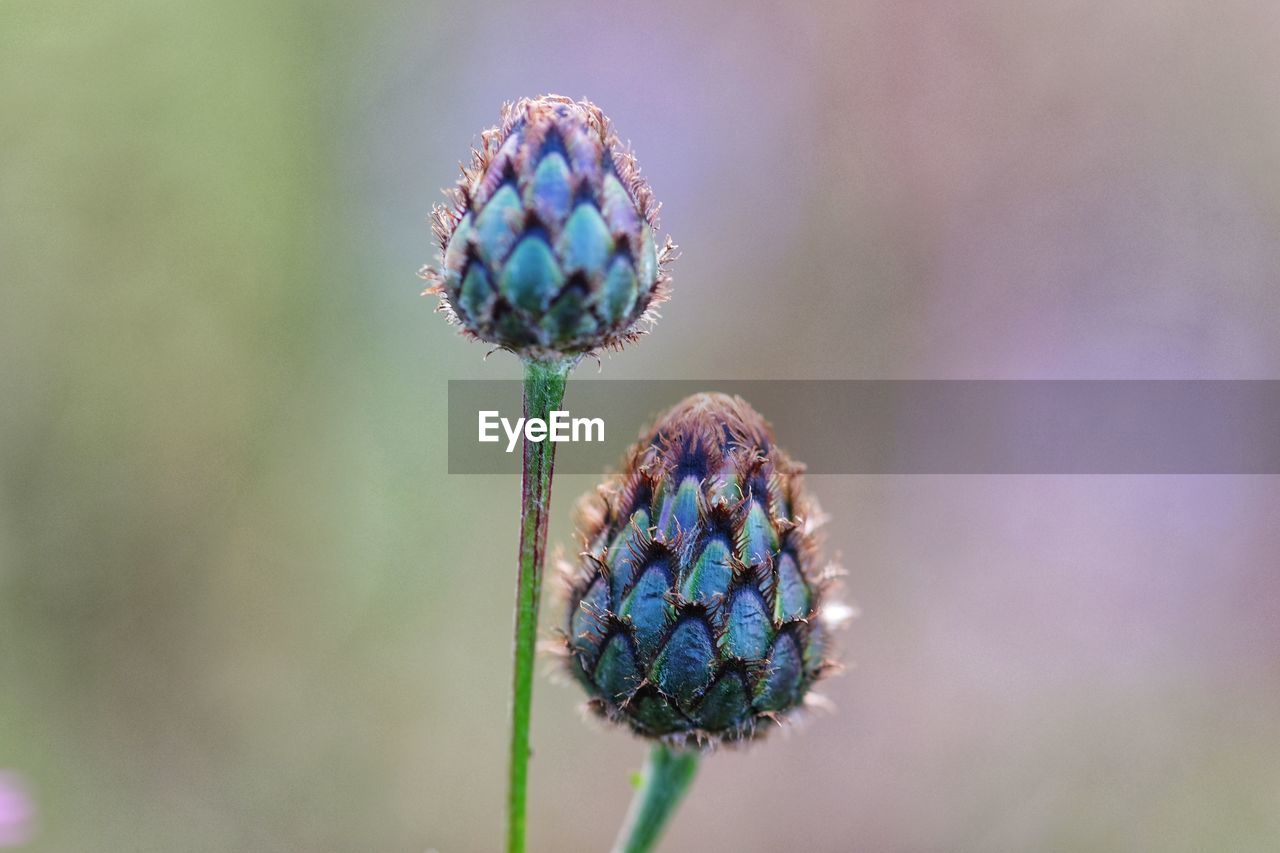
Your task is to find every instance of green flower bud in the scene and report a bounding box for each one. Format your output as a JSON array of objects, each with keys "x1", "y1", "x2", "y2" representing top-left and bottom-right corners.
[
  {"x1": 559, "y1": 394, "x2": 847, "y2": 747},
  {"x1": 422, "y1": 95, "x2": 674, "y2": 359}
]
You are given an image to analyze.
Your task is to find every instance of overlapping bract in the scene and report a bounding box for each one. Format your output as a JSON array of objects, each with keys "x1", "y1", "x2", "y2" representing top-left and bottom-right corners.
[
  {"x1": 422, "y1": 95, "x2": 673, "y2": 359},
  {"x1": 560, "y1": 394, "x2": 842, "y2": 746}
]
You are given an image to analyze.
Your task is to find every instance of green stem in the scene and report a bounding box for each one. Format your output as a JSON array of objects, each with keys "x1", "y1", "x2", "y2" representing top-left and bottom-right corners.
[
  {"x1": 612, "y1": 744, "x2": 701, "y2": 853},
  {"x1": 507, "y1": 357, "x2": 571, "y2": 853}
]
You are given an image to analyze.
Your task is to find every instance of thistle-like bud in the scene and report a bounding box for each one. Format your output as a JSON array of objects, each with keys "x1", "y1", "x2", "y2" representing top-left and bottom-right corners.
[
  {"x1": 559, "y1": 394, "x2": 845, "y2": 746},
  {"x1": 422, "y1": 95, "x2": 674, "y2": 359}
]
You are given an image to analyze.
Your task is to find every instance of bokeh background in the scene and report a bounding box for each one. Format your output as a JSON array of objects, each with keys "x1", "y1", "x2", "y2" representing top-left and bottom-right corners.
[{"x1": 3, "y1": 1, "x2": 1280, "y2": 850}]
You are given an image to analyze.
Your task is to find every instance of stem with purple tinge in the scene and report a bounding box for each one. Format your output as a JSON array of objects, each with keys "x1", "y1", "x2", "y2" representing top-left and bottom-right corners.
[{"x1": 507, "y1": 357, "x2": 571, "y2": 853}]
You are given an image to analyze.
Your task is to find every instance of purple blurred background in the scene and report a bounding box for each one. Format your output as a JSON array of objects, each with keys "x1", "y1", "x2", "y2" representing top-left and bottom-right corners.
[{"x1": 3, "y1": 1, "x2": 1278, "y2": 850}]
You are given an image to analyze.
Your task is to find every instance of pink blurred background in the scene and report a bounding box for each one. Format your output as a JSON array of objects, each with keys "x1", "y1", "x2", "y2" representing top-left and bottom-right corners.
[{"x1": 3, "y1": 1, "x2": 1278, "y2": 850}]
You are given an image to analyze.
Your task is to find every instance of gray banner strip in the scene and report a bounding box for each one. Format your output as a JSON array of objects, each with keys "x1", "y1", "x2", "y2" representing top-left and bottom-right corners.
[{"x1": 447, "y1": 380, "x2": 1280, "y2": 474}]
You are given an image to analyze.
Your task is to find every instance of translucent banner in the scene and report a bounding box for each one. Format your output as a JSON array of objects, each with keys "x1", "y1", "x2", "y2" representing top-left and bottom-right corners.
[{"x1": 447, "y1": 380, "x2": 1280, "y2": 474}]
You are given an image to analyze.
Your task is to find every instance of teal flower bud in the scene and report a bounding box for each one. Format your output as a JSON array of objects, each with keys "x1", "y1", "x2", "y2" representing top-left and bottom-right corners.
[
  {"x1": 422, "y1": 95, "x2": 674, "y2": 359},
  {"x1": 559, "y1": 394, "x2": 847, "y2": 746}
]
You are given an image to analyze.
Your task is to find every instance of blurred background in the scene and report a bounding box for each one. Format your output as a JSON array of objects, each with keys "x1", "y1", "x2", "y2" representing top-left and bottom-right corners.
[{"x1": 3, "y1": 1, "x2": 1279, "y2": 850}]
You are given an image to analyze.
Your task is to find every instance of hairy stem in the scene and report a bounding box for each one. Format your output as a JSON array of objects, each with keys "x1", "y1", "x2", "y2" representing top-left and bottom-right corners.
[
  {"x1": 612, "y1": 744, "x2": 701, "y2": 853},
  {"x1": 507, "y1": 357, "x2": 571, "y2": 853}
]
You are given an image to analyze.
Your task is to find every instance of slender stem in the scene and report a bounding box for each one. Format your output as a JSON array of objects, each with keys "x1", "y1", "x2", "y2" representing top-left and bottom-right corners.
[
  {"x1": 507, "y1": 357, "x2": 571, "y2": 853},
  {"x1": 612, "y1": 744, "x2": 701, "y2": 853}
]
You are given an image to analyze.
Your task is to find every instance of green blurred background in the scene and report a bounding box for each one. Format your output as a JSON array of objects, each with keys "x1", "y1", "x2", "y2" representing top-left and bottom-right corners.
[{"x1": 2, "y1": 1, "x2": 1279, "y2": 850}]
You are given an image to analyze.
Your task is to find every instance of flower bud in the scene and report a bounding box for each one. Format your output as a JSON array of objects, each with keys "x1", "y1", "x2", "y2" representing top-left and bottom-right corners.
[
  {"x1": 560, "y1": 394, "x2": 845, "y2": 746},
  {"x1": 422, "y1": 95, "x2": 674, "y2": 359}
]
